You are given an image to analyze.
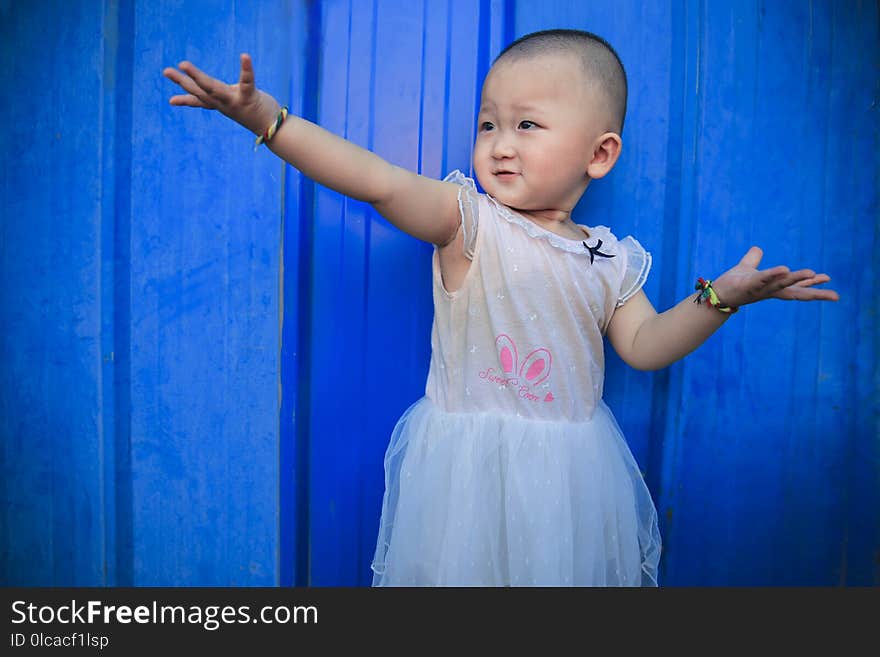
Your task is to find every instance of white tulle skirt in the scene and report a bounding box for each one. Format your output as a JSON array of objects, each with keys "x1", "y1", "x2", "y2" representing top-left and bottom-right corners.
[{"x1": 371, "y1": 396, "x2": 661, "y2": 587}]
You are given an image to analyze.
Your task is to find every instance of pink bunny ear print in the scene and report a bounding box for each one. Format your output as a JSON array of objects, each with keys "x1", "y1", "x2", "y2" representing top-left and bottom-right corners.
[
  {"x1": 520, "y1": 348, "x2": 552, "y2": 386},
  {"x1": 495, "y1": 334, "x2": 518, "y2": 376}
]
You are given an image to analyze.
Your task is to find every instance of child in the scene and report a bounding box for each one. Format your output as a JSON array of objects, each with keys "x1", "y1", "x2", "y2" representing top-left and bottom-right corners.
[{"x1": 163, "y1": 29, "x2": 839, "y2": 586}]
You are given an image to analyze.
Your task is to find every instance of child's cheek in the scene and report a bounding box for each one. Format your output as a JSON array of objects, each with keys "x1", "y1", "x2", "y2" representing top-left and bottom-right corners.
[{"x1": 472, "y1": 145, "x2": 490, "y2": 174}]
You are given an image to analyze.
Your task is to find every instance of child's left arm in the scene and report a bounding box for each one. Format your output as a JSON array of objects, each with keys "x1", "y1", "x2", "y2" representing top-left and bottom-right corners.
[{"x1": 606, "y1": 246, "x2": 840, "y2": 371}]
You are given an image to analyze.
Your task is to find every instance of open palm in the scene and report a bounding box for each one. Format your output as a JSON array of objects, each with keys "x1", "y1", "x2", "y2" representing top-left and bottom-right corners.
[
  {"x1": 162, "y1": 53, "x2": 279, "y2": 136},
  {"x1": 712, "y1": 246, "x2": 839, "y2": 308}
]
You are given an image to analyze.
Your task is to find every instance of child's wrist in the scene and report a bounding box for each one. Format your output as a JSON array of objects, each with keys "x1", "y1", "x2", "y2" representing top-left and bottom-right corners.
[
  {"x1": 251, "y1": 108, "x2": 280, "y2": 135},
  {"x1": 252, "y1": 102, "x2": 287, "y2": 150},
  {"x1": 693, "y1": 277, "x2": 738, "y2": 314},
  {"x1": 243, "y1": 93, "x2": 283, "y2": 136}
]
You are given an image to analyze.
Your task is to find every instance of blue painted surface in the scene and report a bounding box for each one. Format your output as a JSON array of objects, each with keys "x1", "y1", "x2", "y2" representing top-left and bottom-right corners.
[
  {"x1": 1, "y1": 0, "x2": 108, "y2": 585},
  {"x1": 124, "y1": 1, "x2": 294, "y2": 585},
  {"x1": 1, "y1": 0, "x2": 876, "y2": 587}
]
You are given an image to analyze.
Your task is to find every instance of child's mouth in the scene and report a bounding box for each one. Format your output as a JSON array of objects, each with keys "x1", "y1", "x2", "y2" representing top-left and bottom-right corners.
[{"x1": 495, "y1": 171, "x2": 519, "y2": 179}]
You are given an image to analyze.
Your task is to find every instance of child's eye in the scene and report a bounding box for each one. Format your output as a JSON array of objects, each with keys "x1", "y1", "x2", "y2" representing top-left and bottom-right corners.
[
  {"x1": 518, "y1": 120, "x2": 536, "y2": 130},
  {"x1": 480, "y1": 121, "x2": 495, "y2": 132}
]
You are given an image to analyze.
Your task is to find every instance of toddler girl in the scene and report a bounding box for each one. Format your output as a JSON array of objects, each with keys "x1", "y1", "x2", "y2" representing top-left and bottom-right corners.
[{"x1": 163, "y1": 29, "x2": 838, "y2": 586}]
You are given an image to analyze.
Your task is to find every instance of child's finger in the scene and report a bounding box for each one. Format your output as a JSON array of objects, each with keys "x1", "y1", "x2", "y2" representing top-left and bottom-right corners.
[
  {"x1": 764, "y1": 269, "x2": 817, "y2": 295},
  {"x1": 169, "y1": 93, "x2": 208, "y2": 108},
  {"x1": 164, "y1": 67, "x2": 209, "y2": 102},
  {"x1": 773, "y1": 269, "x2": 839, "y2": 300},
  {"x1": 793, "y1": 273, "x2": 831, "y2": 288},
  {"x1": 756, "y1": 265, "x2": 790, "y2": 286},
  {"x1": 177, "y1": 61, "x2": 226, "y2": 100},
  {"x1": 778, "y1": 286, "x2": 840, "y2": 301},
  {"x1": 163, "y1": 66, "x2": 193, "y2": 88},
  {"x1": 738, "y1": 245, "x2": 764, "y2": 269},
  {"x1": 238, "y1": 53, "x2": 255, "y2": 87},
  {"x1": 779, "y1": 268, "x2": 816, "y2": 286}
]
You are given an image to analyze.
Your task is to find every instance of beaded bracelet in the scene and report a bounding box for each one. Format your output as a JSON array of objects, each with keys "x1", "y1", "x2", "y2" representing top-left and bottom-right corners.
[
  {"x1": 253, "y1": 106, "x2": 288, "y2": 151},
  {"x1": 694, "y1": 277, "x2": 738, "y2": 314}
]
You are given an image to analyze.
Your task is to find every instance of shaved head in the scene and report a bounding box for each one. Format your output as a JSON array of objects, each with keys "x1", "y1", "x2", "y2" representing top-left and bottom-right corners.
[{"x1": 494, "y1": 29, "x2": 628, "y2": 135}]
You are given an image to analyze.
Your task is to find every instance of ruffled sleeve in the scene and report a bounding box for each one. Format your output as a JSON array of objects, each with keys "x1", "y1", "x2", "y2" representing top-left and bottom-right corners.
[
  {"x1": 443, "y1": 170, "x2": 480, "y2": 260},
  {"x1": 616, "y1": 235, "x2": 652, "y2": 307}
]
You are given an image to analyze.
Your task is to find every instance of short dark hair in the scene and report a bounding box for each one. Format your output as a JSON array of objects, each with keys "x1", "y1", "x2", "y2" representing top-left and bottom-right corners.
[{"x1": 495, "y1": 29, "x2": 628, "y2": 135}]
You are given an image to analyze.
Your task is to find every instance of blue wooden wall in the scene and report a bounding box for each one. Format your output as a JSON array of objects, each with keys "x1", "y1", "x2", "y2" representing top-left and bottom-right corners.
[{"x1": 1, "y1": 0, "x2": 876, "y2": 587}]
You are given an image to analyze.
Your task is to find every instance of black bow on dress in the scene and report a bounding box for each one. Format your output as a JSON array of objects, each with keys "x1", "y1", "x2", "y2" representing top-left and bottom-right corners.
[{"x1": 583, "y1": 239, "x2": 615, "y2": 265}]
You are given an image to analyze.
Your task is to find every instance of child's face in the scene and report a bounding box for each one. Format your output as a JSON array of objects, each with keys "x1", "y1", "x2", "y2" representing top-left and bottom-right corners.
[{"x1": 473, "y1": 52, "x2": 606, "y2": 216}]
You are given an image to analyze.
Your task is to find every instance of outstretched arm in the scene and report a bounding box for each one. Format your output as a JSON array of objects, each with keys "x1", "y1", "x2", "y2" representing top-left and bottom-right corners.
[
  {"x1": 606, "y1": 246, "x2": 840, "y2": 371},
  {"x1": 162, "y1": 53, "x2": 461, "y2": 246}
]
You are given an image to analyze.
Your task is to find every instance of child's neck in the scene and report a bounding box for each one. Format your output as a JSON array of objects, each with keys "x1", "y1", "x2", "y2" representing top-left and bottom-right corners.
[{"x1": 512, "y1": 207, "x2": 588, "y2": 240}]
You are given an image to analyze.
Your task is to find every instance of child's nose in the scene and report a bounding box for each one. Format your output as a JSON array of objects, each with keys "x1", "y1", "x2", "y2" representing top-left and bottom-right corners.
[{"x1": 491, "y1": 132, "x2": 516, "y2": 159}]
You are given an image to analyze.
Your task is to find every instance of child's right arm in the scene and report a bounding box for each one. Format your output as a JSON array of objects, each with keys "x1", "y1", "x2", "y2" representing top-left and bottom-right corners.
[{"x1": 163, "y1": 53, "x2": 462, "y2": 247}]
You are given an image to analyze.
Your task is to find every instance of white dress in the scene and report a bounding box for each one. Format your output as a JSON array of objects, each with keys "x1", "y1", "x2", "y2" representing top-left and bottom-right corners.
[{"x1": 370, "y1": 171, "x2": 661, "y2": 586}]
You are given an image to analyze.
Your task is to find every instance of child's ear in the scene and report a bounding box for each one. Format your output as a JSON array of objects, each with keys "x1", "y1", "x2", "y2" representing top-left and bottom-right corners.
[{"x1": 586, "y1": 132, "x2": 622, "y2": 179}]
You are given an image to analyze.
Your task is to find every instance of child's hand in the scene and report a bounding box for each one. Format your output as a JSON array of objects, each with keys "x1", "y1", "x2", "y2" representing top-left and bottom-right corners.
[
  {"x1": 162, "y1": 53, "x2": 281, "y2": 136},
  {"x1": 711, "y1": 246, "x2": 840, "y2": 308}
]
